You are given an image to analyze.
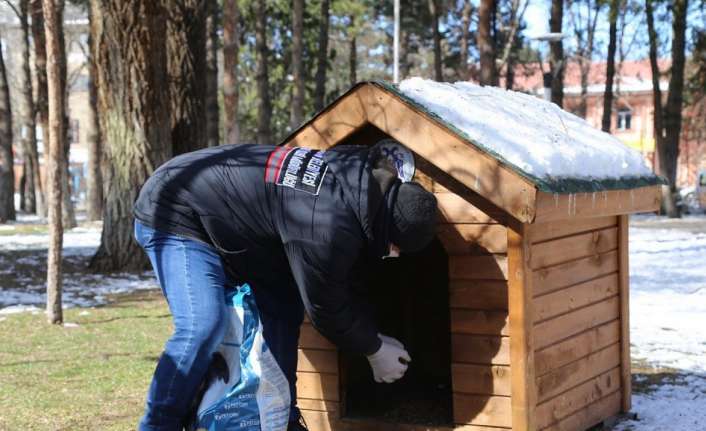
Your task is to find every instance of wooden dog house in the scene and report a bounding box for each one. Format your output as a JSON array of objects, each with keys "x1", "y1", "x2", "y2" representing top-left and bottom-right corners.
[{"x1": 282, "y1": 80, "x2": 663, "y2": 431}]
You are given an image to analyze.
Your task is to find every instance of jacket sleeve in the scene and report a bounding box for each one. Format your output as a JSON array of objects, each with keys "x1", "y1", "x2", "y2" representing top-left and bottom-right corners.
[{"x1": 283, "y1": 239, "x2": 382, "y2": 355}]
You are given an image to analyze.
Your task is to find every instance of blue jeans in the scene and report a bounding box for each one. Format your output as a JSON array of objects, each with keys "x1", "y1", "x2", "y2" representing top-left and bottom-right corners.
[{"x1": 134, "y1": 221, "x2": 302, "y2": 430}]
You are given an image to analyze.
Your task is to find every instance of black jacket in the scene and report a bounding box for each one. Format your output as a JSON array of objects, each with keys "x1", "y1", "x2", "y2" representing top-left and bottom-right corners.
[{"x1": 134, "y1": 144, "x2": 399, "y2": 355}]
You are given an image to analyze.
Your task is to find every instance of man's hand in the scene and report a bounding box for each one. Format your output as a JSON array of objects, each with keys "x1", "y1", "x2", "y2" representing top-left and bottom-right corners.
[{"x1": 366, "y1": 334, "x2": 411, "y2": 383}]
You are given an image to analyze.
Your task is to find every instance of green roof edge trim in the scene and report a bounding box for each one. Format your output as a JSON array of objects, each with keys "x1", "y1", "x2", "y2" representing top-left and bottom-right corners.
[
  {"x1": 370, "y1": 80, "x2": 667, "y2": 194},
  {"x1": 280, "y1": 80, "x2": 668, "y2": 194}
]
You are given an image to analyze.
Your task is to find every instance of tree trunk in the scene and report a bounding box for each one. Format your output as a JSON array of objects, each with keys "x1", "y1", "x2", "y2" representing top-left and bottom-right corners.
[
  {"x1": 19, "y1": 0, "x2": 42, "y2": 215},
  {"x1": 167, "y1": 0, "x2": 208, "y2": 155},
  {"x1": 90, "y1": 0, "x2": 171, "y2": 271},
  {"x1": 459, "y1": 0, "x2": 472, "y2": 81},
  {"x1": 601, "y1": 0, "x2": 618, "y2": 132},
  {"x1": 57, "y1": 0, "x2": 76, "y2": 230},
  {"x1": 223, "y1": 0, "x2": 239, "y2": 144},
  {"x1": 349, "y1": 15, "x2": 357, "y2": 87},
  {"x1": 313, "y1": 0, "x2": 329, "y2": 111},
  {"x1": 549, "y1": 0, "x2": 564, "y2": 107},
  {"x1": 254, "y1": 0, "x2": 271, "y2": 144},
  {"x1": 86, "y1": 1, "x2": 102, "y2": 221},
  {"x1": 429, "y1": 0, "x2": 443, "y2": 81},
  {"x1": 0, "y1": 32, "x2": 14, "y2": 223},
  {"x1": 205, "y1": 0, "x2": 219, "y2": 147},
  {"x1": 661, "y1": 0, "x2": 689, "y2": 217},
  {"x1": 478, "y1": 0, "x2": 497, "y2": 86},
  {"x1": 31, "y1": 0, "x2": 48, "y2": 218},
  {"x1": 42, "y1": 0, "x2": 64, "y2": 324},
  {"x1": 290, "y1": 0, "x2": 304, "y2": 130}
]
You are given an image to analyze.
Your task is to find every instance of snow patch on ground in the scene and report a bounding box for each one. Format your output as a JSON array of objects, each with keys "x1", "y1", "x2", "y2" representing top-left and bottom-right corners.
[{"x1": 398, "y1": 78, "x2": 654, "y2": 181}]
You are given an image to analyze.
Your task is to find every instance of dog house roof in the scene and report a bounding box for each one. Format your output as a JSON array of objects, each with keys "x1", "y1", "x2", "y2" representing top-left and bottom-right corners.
[{"x1": 281, "y1": 79, "x2": 663, "y2": 223}]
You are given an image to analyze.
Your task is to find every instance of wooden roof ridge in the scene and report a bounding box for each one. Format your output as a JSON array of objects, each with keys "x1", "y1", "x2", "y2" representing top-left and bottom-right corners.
[{"x1": 280, "y1": 81, "x2": 662, "y2": 223}]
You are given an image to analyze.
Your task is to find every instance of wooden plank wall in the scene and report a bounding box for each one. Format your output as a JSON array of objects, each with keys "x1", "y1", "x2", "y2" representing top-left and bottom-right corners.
[
  {"x1": 529, "y1": 216, "x2": 623, "y2": 431},
  {"x1": 424, "y1": 165, "x2": 513, "y2": 431}
]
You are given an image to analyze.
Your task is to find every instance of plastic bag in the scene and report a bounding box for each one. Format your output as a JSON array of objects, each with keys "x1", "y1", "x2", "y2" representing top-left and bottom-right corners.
[{"x1": 190, "y1": 283, "x2": 291, "y2": 431}]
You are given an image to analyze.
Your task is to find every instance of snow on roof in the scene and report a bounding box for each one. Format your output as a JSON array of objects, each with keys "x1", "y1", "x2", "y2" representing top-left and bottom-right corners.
[{"x1": 398, "y1": 77, "x2": 657, "y2": 187}]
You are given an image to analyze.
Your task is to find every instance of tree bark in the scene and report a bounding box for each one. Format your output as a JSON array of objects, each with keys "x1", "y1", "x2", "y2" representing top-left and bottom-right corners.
[
  {"x1": 31, "y1": 0, "x2": 48, "y2": 218},
  {"x1": 42, "y1": 0, "x2": 64, "y2": 324},
  {"x1": 90, "y1": 0, "x2": 171, "y2": 271},
  {"x1": 459, "y1": 0, "x2": 472, "y2": 81},
  {"x1": 205, "y1": 0, "x2": 219, "y2": 147},
  {"x1": 290, "y1": 0, "x2": 304, "y2": 129},
  {"x1": 601, "y1": 0, "x2": 618, "y2": 132},
  {"x1": 549, "y1": 0, "x2": 565, "y2": 107},
  {"x1": 19, "y1": 0, "x2": 42, "y2": 215},
  {"x1": 223, "y1": 0, "x2": 239, "y2": 144},
  {"x1": 167, "y1": 0, "x2": 208, "y2": 155},
  {"x1": 349, "y1": 14, "x2": 357, "y2": 87},
  {"x1": 254, "y1": 0, "x2": 271, "y2": 144},
  {"x1": 86, "y1": 1, "x2": 102, "y2": 221},
  {"x1": 0, "y1": 32, "x2": 14, "y2": 223},
  {"x1": 429, "y1": 0, "x2": 443, "y2": 81},
  {"x1": 57, "y1": 0, "x2": 76, "y2": 230},
  {"x1": 478, "y1": 0, "x2": 497, "y2": 86},
  {"x1": 661, "y1": 0, "x2": 689, "y2": 217},
  {"x1": 313, "y1": 0, "x2": 329, "y2": 111}
]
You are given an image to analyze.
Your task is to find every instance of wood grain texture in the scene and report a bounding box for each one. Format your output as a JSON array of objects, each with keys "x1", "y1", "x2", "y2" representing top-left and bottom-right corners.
[
  {"x1": 507, "y1": 225, "x2": 536, "y2": 431},
  {"x1": 296, "y1": 371, "x2": 339, "y2": 401},
  {"x1": 452, "y1": 363, "x2": 512, "y2": 396},
  {"x1": 530, "y1": 227, "x2": 618, "y2": 270},
  {"x1": 449, "y1": 280, "x2": 509, "y2": 310},
  {"x1": 532, "y1": 250, "x2": 619, "y2": 298},
  {"x1": 299, "y1": 323, "x2": 336, "y2": 350},
  {"x1": 534, "y1": 296, "x2": 620, "y2": 351},
  {"x1": 297, "y1": 398, "x2": 339, "y2": 413},
  {"x1": 535, "y1": 320, "x2": 620, "y2": 377},
  {"x1": 618, "y1": 215, "x2": 632, "y2": 413},
  {"x1": 450, "y1": 309, "x2": 509, "y2": 336},
  {"x1": 438, "y1": 224, "x2": 508, "y2": 254},
  {"x1": 298, "y1": 349, "x2": 339, "y2": 374},
  {"x1": 452, "y1": 394, "x2": 512, "y2": 428},
  {"x1": 449, "y1": 255, "x2": 508, "y2": 280},
  {"x1": 539, "y1": 390, "x2": 621, "y2": 431},
  {"x1": 536, "y1": 343, "x2": 621, "y2": 402},
  {"x1": 529, "y1": 216, "x2": 617, "y2": 244},
  {"x1": 435, "y1": 192, "x2": 503, "y2": 224},
  {"x1": 452, "y1": 334, "x2": 511, "y2": 365},
  {"x1": 534, "y1": 187, "x2": 661, "y2": 223},
  {"x1": 533, "y1": 273, "x2": 619, "y2": 323},
  {"x1": 536, "y1": 367, "x2": 621, "y2": 428}
]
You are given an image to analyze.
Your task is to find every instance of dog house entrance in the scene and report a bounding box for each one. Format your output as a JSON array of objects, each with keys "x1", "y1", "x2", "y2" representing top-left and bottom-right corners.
[{"x1": 342, "y1": 239, "x2": 452, "y2": 427}]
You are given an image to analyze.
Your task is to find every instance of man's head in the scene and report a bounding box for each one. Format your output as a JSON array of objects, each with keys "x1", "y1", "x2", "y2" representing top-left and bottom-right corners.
[{"x1": 389, "y1": 181, "x2": 437, "y2": 253}]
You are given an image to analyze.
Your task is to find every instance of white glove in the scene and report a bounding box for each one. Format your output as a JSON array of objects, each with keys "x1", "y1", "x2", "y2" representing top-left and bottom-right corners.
[{"x1": 366, "y1": 334, "x2": 411, "y2": 383}]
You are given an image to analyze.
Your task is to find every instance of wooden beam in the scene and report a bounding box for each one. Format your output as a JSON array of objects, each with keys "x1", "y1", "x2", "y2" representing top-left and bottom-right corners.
[
  {"x1": 618, "y1": 215, "x2": 632, "y2": 413},
  {"x1": 360, "y1": 84, "x2": 537, "y2": 223},
  {"x1": 452, "y1": 363, "x2": 512, "y2": 396},
  {"x1": 437, "y1": 224, "x2": 508, "y2": 254},
  {"x1": 533, "y1": 186, "x2": 661, "y2": 223},
  {"x1": 507, "y1": 225, "x2": 536, "y2": 431},
  {"x1": 449, "y1": 280, "x2": 509, "y2": 311}
]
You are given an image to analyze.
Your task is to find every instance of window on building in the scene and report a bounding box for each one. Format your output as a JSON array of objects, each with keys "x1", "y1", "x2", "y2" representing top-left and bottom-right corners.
[{"x1": 617, "y1": 108, "x2": 632, "y2": 131}]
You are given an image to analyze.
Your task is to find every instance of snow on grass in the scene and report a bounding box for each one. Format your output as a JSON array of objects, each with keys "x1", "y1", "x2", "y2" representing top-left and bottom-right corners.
[{"x1": 398, "y1": 78, "x2": 654, "y2": 181}]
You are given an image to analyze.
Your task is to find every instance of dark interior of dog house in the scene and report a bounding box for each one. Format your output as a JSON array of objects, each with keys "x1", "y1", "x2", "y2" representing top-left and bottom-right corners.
[{"x1": 340, "y1": 238, "x2": 452, "y2": 427}]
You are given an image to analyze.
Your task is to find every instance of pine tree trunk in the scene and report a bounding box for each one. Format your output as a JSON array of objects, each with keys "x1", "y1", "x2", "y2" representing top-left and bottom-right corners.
[
  {"x1": 549, "y1": 0, "x2": 564, "y2": 107},
  {"x1": 349, "y1": 15, "x2": 357, "y2": 87},
  {"x1": 429, "y1": 0, "x2": 443, "y2": 81},
  {"x1": 223, "y1": 0, "x2": 240, "y2": 144},
  {"x1": 290, "y1": 0, "x2": 304, "y2": 130},
  {"x1": 19, "y1": 0, "x2": 42, "y2": 215},
  {"x1": 167, "y1": 0, "x2": 208, "y2": 155},
  {"x1": 459, "y1": 0, "x2": 472, "y2": 81},
  {"x1": 0, "y1": 33, "x2": 14, "y2": 223},
  {"x1": 90, "y1": 0, "x2": 171, "y2": 271},
  {"x1": 313, "y1": 0, "x2": 329, "y2": 111},
  {"x1": 42, "y1": 0, "x2": 64, "y2": 324},
  {"x1": 478, "y1": 0, "x2": 496, "y2": 86},
  {"x1": 254, "y1": 0, "x2": 271, "y2": 144},
  {"x1": 32, "y1": 0, "x2": 49, "y2": 218},
  {"x1": 205, "y1": 1, "x2": 219, "y2": 147},
  {"x1": 661, "y1": 0, "x2": 689, "y2": 218},
  {"x1": 86, "y1": 0, "x2": 102, "y2": 221},
  {"x1": 602, "y1": 0, "x2": 618, "y2": 132}
]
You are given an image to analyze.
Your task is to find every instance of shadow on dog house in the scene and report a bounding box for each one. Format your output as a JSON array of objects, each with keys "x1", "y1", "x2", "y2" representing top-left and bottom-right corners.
[{"x1": 281, "y1": 80, "x2": 663, "y2": 431}]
